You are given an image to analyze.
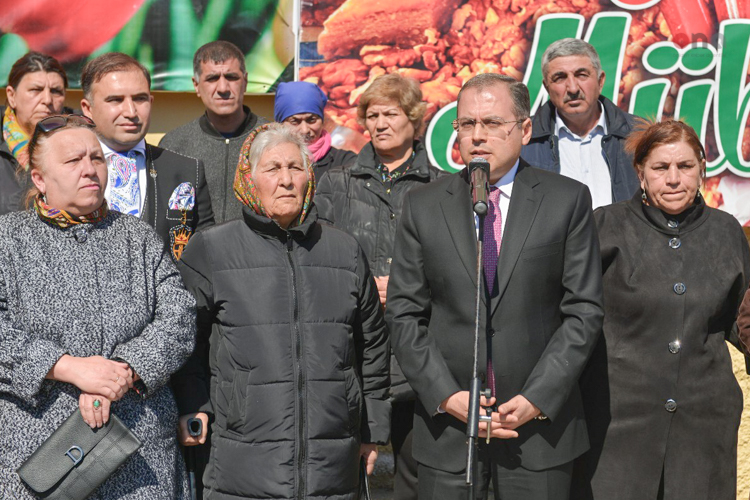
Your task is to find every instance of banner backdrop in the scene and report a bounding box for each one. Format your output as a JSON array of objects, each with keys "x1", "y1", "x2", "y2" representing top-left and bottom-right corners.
[
  {"x1": 299, "y1": 0, "x2": 750, "y2": 225},
  {"x1": 0, "y1": 0, "x2": 294, "y2": 93}
]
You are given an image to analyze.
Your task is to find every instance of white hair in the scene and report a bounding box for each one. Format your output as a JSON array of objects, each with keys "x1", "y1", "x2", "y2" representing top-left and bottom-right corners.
[{"x1": 248, "y1": 123, "x2": 311, "y2": 178}]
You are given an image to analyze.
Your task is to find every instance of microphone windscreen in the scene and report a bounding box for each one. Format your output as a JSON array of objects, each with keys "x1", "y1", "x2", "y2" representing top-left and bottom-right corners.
[{"x1": 468, "y1": 157, "x2": 489, "y2": 174}]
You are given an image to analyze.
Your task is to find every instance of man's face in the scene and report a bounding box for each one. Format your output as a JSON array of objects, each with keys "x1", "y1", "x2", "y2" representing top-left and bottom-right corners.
[
  {"x1": 456, "y1": 85, "x2": 531, "y2": 183},
  {"x1": 543, "y1": 55, "x2": 605, "y2": 122},
  {"x1": 81, "y1": 69, "x2": 153, "y2": 152},
  {"x1": 193, "y1": 58, "x2": 247, "y2": 118}
]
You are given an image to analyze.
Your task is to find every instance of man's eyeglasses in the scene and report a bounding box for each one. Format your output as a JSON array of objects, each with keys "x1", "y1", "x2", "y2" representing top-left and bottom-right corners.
[
  {"x1": 35, "y1": 114, "x2": 95, "y2": 134},
  {"x1": 452, "y1": 118, "x2": 524, "y2": 137}
]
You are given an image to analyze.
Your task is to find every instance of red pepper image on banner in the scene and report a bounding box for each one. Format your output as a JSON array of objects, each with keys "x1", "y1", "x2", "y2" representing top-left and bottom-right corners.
[
  {"x1": 660, "y1": 0, "x2": 714, "y2": 47},
  {"x1": 715, "y1": 0, "x2": 750, "y2": 20},
  {"x1": 0, "y1": 0, "x2": 146, "y2": 62}
]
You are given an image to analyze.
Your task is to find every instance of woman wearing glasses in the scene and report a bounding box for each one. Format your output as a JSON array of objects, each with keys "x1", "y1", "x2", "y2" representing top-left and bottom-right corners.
[
  {"x1": 1, "y1": 52, "x2": 70, "y2": 215},
  {"x1": 0, "y1": 115, "x2": 196, "y2": 498},
  {"x1": 315, "y1": 73, "x2": 443, "y2": 500}
]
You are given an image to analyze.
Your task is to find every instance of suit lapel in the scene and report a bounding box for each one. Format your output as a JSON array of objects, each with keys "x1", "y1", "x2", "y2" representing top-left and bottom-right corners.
[
  {"x1": 142, "y1": 144, "x2": 157, "y2": 228},
  {"x1": 491, "y1": 161, "x2": 542, "y2": 314},
  {"x1": 440, "y1": 171, "x2": 482, "y2": 300}
]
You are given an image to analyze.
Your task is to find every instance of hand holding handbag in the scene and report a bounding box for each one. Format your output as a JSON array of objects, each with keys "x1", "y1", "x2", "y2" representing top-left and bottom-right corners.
[{"x1": 17, "y1": 409, "x2": 142, "y2": 499}]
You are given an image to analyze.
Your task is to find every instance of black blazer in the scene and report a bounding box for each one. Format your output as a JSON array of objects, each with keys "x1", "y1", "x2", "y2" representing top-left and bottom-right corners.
[
  {"x1": 141, "y1": 144, "x2": 215, "y2": 258},
  {"x1": 385, "y1": 159, "x2": 604, "y2": 472}
]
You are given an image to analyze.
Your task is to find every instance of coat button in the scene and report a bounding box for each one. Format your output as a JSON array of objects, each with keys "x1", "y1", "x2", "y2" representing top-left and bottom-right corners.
[
  {"x1": 667, "y1": 220, "x2": 678, "y2": 228},
  {"x1": 386, "y1": 188, "x2": 391, "y2": 194},
  {"x1": 669, "y1": 238, "x2": 681, "y2": 249},
  {"x1": 390, "y1": 213, "x2": 396, "y2": 220},
  {"x1": 386, "y1": 257, "x2": 392, "y2": 264},
  {"x1": 673, "y1": 282, "x2": 686, "y2": 295},
  {"x1": 74, "y1": 228, "x2": 88, "y2": 243},
  {"x1": 665, "y1": 399, "x2": 677, "y2": 412},
  {"x1": 668, "y1": 340, "x2": 681, "y2": 354}
]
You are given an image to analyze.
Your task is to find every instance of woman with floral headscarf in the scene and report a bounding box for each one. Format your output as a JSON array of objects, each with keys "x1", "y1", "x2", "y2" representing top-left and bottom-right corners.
[
  {"x1": 172, "y1": 123, "x2": 391, "y2": 500},
  {"x1": 1, "y1": 52, "x2": 69, "y2": 215}
]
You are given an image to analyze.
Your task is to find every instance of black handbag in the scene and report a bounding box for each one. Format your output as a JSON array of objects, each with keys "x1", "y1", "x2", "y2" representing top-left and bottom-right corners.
[{"x1": 17, "y1": 409, "x2": 142, "y2": 499}]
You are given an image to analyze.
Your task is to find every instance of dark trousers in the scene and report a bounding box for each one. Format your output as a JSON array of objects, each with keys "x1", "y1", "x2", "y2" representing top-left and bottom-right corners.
[
  {"x1": 417, "y1": 449, "x2": 573, "y2": 500},
  {"x1": 392, "y1": 401, "x2": 418, "y2": 500}
]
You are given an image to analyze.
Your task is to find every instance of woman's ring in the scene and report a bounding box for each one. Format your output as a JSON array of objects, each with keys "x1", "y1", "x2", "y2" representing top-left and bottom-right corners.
[
  {"x1": 115, "y1": 376, "x2": 120, "y2": 383},
  {"x1": 93, "y1": 399, "x2": 101, "y2": 410}
]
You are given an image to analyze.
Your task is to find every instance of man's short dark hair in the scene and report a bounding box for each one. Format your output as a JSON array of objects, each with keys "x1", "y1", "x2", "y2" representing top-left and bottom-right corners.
[
  {"x1": 456, "y1": 73, "x2": 530, "y2": 120},
  {"x1": 80, "y1": 52, "x2": 151, "y2": 100},
  {"x1": 193, "y1": 41, "x2": 246, "y2": 78}
]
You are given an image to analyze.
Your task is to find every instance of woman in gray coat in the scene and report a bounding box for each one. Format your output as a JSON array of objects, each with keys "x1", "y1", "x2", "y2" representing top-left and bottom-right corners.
[
  {"x1": 573, "y1": 120, "x2": 750, "y2": 500},
  {"x1": 0, "y1": 115, "x2": 196, "y2": 498}
]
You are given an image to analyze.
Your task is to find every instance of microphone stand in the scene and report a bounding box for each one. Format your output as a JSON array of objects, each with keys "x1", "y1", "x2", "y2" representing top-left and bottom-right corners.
[{"x1": 465, "y1": 165, "x2": 493, "y2": 497}]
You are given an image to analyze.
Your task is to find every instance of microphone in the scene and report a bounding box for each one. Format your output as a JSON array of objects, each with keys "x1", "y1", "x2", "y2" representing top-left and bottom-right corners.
[{"x1": 469, "y1": 158, "x2": 490, "y2": 216}]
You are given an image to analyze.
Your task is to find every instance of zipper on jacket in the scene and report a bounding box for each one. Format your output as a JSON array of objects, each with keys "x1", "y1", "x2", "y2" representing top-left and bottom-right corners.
[
  {"x1": 222, "y1": 139, "x2": 230, "y2": 221},
  {"x1": 286, "y1": 235, "x2": 306, "y2": 499}
]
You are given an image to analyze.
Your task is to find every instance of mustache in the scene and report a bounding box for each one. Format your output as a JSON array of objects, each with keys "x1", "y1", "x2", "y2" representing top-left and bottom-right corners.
[{"x1": 564, "y1": 91, "x2": 585, "y2": 103}]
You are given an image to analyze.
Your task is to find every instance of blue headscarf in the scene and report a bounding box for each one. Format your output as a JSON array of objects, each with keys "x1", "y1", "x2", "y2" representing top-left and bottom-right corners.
[{"x1": 274, "y1": 81, "x2": 328, "y2": 123}]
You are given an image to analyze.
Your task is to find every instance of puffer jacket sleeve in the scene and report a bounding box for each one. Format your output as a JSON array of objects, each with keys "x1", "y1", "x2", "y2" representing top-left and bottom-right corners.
[
  {"x1": 314, "y1": 167, "x2": 348, "y2": 226},
  {"x1": 111, "y1": 231, "x2": 197, "y2": 394},
  {"x1": 173, "y1": 232, "x2": 215, "y2": 416},
  {"x1": 0, "y1": 265, "x2": 67, "y2": 401},
  {"x1": 353, "y1": 243, "x2": 391, "y2": 444}
]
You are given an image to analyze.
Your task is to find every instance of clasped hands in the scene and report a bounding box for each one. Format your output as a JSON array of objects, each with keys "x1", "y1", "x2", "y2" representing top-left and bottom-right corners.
[
  {"x1": 47, "y1": 354, "x2": 136, "y2": 429},
  {"x1": 440, "y1": 391, "x2": 542, "y2": 439}
]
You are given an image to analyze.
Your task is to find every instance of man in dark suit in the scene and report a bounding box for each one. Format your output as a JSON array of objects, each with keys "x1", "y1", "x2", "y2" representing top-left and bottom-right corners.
[
  {"x1": 81, "y1": 52, "x2": 214, "y2": 261},
  {"x1": 386, "y1": 73, "x2": 604, "y2": 499}
]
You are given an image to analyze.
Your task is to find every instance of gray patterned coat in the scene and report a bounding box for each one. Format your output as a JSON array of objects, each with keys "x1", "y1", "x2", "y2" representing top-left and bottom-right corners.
[{"x1": 0, "y1": 210, "x2": 197, "y2": 499}]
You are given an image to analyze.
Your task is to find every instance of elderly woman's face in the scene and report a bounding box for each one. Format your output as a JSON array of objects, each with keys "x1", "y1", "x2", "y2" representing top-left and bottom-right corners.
[
  {"x1": 284, "y1": 113, "x2": 324, "y2": 144},
  {"x1": 6, "y1": 71, "x2": 66, "y2": 135},
  {"x1": 364, "y1": 99, "x2": 416, "y2": 156},
  {"x1": 254, "y1": 142, "x2": 308, "y2": 228},
  {"x1": 31, "y1": 128, "x2": 108, "y2": 216},
  {"x1": 639, "y1": 140, "x2": 703, "y2": 215}
]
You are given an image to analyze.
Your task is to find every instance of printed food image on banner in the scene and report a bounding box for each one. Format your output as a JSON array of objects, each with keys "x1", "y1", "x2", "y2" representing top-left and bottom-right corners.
[
  {"x1": 0, "y1": 0, "x2": 295, "y2": 93},
  {"x1": 299, "y1": 0, "x2": 750, "y2": 225}
]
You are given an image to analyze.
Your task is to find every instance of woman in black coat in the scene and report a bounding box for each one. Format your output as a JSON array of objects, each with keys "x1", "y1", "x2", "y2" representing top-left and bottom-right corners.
[
  {"x1": 173, "y1": 123, "x2": 390, "y2": 500},
  {"x1": 573, "y1": 120, "x2": 750, "y2": 500},
  {"x1": 315, "y1": 74, "x2": 443, "y2": 500}
]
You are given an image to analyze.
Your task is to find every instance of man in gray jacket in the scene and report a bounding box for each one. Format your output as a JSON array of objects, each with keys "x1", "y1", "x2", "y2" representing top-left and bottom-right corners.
[
  {"x1": 160, "y1": 41, "x2": 268, "y2": 223},
  {"x1": 521, "y1": 39, "x2": 639, "y2": 208}
]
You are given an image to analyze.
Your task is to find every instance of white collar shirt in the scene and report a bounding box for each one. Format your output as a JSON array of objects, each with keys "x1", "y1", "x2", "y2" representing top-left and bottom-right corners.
[
  {"x1": 100, "y1": 139, "x2": 148, "y2": 214},
  {"x1": 555, "y1": 103, "x2": 612, "y2": 209},
  {"x1": 473, "y1": 159, "x2": 518, "y2": 239}
]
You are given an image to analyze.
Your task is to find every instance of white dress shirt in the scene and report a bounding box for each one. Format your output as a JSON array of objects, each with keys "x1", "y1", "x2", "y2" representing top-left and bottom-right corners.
[
  {"x1": 474, "y1": 159, "x2": 518, "y2": 239},
  {"x1": 100, "y1": 139, "x2": 148, "y2": 215},
  {"x1": 555, "y1": 104, "x2": 612, "y2": 209}
]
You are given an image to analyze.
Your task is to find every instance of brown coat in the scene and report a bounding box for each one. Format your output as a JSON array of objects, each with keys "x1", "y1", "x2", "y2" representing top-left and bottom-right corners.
[{"x1": 573, "y1": 193, "x2": 750, "y2": 500}]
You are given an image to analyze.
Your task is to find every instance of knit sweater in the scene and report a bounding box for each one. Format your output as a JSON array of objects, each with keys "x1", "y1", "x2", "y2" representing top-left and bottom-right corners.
[
  {"x1": 0, "y1": 210, "x2": 196, "y2": 499},
  {"x1": 159, "y1": 107, "x2": 268, "y2": 224}
]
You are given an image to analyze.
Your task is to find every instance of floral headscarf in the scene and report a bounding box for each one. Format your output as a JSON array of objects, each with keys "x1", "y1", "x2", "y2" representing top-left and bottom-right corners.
[
  {"x1": 34, "y1": 195, "x2": 109, "y2": 229},
  {"x1": 234, "y1": 123, "x2": 316, "y2": 228},
  {"x1": 3, "y1": 106, "x2": 31, "y2": 170}
]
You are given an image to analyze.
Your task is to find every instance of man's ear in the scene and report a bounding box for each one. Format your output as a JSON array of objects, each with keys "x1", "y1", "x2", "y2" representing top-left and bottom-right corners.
[{"x1": 81, "y1": 98, "x2": 93, "y2": 119}]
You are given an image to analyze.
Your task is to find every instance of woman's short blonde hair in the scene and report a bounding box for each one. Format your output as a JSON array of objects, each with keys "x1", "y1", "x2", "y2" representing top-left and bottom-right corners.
[{"x1": 357, "y1": 73, "x2": 427, "y2": 136}]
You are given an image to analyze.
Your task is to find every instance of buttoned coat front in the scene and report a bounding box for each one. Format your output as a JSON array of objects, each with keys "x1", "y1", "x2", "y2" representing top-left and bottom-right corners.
[{"x1": 573, "y1": 194, "x2": 750, "y2": 500}]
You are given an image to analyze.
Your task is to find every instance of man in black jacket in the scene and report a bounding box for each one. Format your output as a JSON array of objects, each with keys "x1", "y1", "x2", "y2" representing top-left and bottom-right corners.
[
  {"x1": 386, "y1": 73, "x2": 603, "y2": 499},
  {"x1": 521, "y1": 38, "x2": 639, "y2": 208},
  {"x1": 81, "y1": 52, "x2": 214, "y2": 261},
  {"x1": 160, "y1": 41, "x2": 267, "y2": 223}
]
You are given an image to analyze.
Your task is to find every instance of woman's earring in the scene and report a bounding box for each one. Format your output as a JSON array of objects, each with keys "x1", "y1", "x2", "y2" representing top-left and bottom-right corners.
[{"x1": 641, "y1": 189, "x2": 647, "y2": 202}]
